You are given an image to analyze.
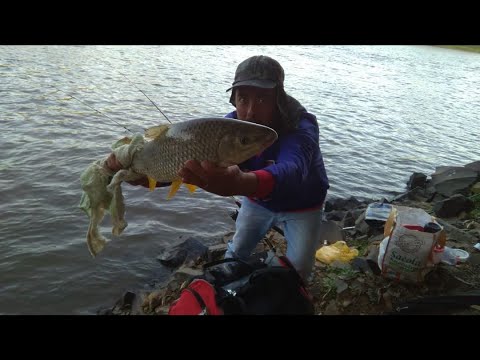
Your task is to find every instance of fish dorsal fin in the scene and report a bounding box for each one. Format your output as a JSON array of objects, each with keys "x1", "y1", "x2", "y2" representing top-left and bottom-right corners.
[{"x1": 144, "y1": 124, "x2": 170, "y2": 140}]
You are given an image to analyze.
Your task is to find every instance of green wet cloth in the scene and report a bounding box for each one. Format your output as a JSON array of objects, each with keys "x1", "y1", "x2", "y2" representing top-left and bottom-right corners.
[{"x1": 79, "y1": 134, "x2": 145, "y2": 257}]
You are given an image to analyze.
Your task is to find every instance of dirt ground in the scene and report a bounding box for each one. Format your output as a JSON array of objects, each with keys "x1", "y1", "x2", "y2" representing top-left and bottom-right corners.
[{"x1": 261, "y1": 229, "x2": 480, "y2": 315}]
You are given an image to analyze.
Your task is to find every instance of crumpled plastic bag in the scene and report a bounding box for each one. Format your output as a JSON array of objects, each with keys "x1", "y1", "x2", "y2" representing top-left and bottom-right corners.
[{"x1": 315, "y1": 241, "x2": 359, "y2": 264}]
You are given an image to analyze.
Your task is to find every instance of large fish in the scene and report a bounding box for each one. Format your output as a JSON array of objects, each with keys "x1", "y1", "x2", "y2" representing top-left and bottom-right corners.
[
  {"x1": 131, "y1": 117, "x2": 278, "y2": 198},
  {"x1": 80, "y1": 117, "x2": 278, "y2": 257}
]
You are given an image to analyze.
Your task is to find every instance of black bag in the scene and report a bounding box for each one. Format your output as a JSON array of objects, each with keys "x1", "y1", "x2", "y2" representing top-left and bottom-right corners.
[{"x1": 177, "y1": 251, "x2": 315, "y2": 315}]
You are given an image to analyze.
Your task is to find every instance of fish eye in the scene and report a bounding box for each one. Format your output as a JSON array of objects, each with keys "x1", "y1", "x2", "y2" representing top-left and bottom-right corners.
[{"x1": 240, "y1": 136, "x2": 248, "y2": 145}]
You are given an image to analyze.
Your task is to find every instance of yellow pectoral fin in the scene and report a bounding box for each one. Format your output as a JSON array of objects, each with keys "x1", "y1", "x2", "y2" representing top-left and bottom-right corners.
[
  {"x1": 147, "y1": 176, "x2": 157, "y2": 192},
  {"x1": 184, "y1": 183, "x2": 197, "y2": 194},
  {"x1": 167, "y1": 180, "x2": 183, "y2": 200}
]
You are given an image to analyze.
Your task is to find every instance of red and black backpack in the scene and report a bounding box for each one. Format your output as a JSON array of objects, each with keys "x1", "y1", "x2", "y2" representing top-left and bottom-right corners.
[{"x1": 168, "y1": 251, "x2": 315, "y2": 315}]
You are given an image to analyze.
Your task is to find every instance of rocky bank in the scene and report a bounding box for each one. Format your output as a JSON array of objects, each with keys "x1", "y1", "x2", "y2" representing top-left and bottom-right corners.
[{"x1": 99, "y1": 160, "x2": 480, "y2": 315}]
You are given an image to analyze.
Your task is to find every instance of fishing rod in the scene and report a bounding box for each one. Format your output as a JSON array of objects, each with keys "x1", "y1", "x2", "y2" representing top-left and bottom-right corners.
[
  {"x1": 50, "y1": 85, "x2": 136, "y2": 134},
  {"x1": 119, "y1": 72, "x2": 172, "y2": 124}
]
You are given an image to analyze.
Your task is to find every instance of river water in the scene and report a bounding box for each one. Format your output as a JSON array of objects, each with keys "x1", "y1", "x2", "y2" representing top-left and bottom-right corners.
[{"x1": 1, "y1": 45, "x2": 478, "y2": 314}]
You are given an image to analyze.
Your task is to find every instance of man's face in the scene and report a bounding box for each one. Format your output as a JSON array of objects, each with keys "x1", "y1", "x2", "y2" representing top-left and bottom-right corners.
[{"x1": 234, "y1": 86, "x2": 276, "y2": 127}]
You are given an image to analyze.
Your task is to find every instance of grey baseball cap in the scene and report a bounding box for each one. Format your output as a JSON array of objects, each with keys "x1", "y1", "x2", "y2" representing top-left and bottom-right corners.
[{"x1": 226, "y1": 55, "x2": 285, "y2": 91}]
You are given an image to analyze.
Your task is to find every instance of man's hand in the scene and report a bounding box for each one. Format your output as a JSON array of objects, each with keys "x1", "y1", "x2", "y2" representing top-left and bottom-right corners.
[
  {"x1": 178, "y1": 160, "x2": 257, "y2": 197},
  {"x1": 106, "y1": 153, "x2": 123, "y2": 172}
]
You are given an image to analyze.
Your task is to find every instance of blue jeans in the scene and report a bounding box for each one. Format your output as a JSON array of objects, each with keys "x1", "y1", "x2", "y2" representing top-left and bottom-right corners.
[{"x1": 225, "y1": 197, "x2": 324, "y2": 281}]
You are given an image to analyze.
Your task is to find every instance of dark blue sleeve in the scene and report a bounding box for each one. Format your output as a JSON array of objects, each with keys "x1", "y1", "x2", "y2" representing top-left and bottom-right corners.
[
  {"x1": 262, "y1": 117, "x2": 320, "y2": 197},
  {"x1": 224, "y1": 111, "x2": 237, "y2": 119}
]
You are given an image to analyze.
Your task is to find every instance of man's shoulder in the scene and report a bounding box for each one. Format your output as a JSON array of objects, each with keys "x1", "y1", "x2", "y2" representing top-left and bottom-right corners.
[
  {"x1": 300, "y1": 112, "x2": 318, "y2": 125},
  {"x1": 224, "y1": 111, "x2": 237, "y2": 119},
  {"x1": 276, "y1": 112, "x2": 319, "y2": 145},
  {"x1": 293, "y1": 112, "x2": 319, "y2": 134}
]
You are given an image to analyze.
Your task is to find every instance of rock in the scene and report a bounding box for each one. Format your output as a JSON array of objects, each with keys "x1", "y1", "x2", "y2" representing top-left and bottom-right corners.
[
  {"x1": 465, "y1": 160, "x2": 480, "y2": 173},
  {"x1": 430, "y1": 166, "x2": 478, "y2": 197},
  {"x1": 351, "y1": 257, "x2": 373, "y2": 274},
  {"x1": 119, "y1": 291, "x2": 136, "y2": 308},
  {"x1": 155, "y1": 306, "x2": 170, "y2": 315},
  {"x1": 222, "y1": 231, "x2": 235, "y2": 244},
  {"x1": 324, "y1": 300, "x2": 340, "y2": 315},
  {"x1": 349, "y1": 278, "x2": 366, "y2": 293},
  {"x1": 407, "y1": 172, "x2": 427, "y2": 190},
  {"x1": 464, "y1": 220, "x2": 479, "y2": 230},
  {"x1": 356, "y1": 234, "x2": 368, "y2": 242},
  {"x1": 429, "y1": 193, "x2": 448, "y2": 204},
  {"x1": 325, "y1": 196, "x2": 363, "y2": 211},
  {"x1": 325, "y1": 210, "x2": 345, "y2": 221},
  {"x1": 392, "y1": 187, "x2": 430, "y2": 202},
  {"x1": 335, "y1": 279, "x2": 349, "y2": 294},
  {"x1": 382, "y1": 291, "x2": 394, "y2": 312},
  {"x1": 157, "y1": 237, "x2": 211, "y2": 268},
  {"x1": 142, "y1": 290, "x2": 167, "y2": 313},
  {"x1": 318, "y1": 220, "x2": 345, "y2": 244},
  {"x1": 354, "y1": 212, "x2": 370, "y2": 235},
  {"x1": 436, "y1": 219, "x2": 479, "y2": 244},
  {"x1": 468, "y1": 253, "x2": 480, "y2": 265},
  {"x1": 433, "y1": 194, "x2": 475, "y2": 218},
  {"x1": 207, "y1": 244, "x2": 228, "y2": 262},
  {"x1": 173, "y1": 266, "x2": 204, "y2": 283},
  {"x1": 368, "y1": 234, "x2": 385, "y2": 244},
  {"x1": 342, "y1": 211, "x2": 356, "y2": 228},
  {"x1": 467, "y1": 229, "x2": 480, "y2": 241},
  {"x1": 97, "y1": 306, "x2": 114, "y2": 315}
]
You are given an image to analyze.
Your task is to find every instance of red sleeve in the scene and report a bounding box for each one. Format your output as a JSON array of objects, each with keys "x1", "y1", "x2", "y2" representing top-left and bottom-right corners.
[{"x1": 251, "y1": 170, "x2": 275, "y2": 199}]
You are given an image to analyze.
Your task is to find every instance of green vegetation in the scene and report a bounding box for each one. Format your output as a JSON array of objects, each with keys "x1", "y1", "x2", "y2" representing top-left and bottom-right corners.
[
  {"x1": 319, "y1": 265, "x2": 358, "y2": 300},
  {"x1": 322, "y1": 276, "x2": 337, "y2": 295},
  {"x1": 437, "y1": 45, "x2": 480, "y2": 54},
  {"x1": 348, "y1": 238, "x2": 369, "y2": 256},
  {"x1": 327, "y1": 266, "x2": 358, "y2": 279},
  {"x1": 469, "y1": 193, "x2": 480, "y2": 219},
  {"x1": 326, "y1": 266, "x2": 357, "y2": 281}
]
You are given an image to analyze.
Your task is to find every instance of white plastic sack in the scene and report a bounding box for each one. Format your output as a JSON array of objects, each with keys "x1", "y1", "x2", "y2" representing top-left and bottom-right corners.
[{"x1": 378, "y1": 205, "x2": 446, "y2": 283}]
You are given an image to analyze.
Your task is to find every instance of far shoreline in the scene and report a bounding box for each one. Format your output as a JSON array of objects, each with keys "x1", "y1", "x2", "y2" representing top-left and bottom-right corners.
[{"x1": 436, "y1": 45, "x2": 480, "y2": 54}]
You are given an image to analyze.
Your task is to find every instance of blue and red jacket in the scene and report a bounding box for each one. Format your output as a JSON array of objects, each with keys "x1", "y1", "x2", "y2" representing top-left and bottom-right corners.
[{"x1": 225, "y1": 110, "x2": 329, "y2": 213}]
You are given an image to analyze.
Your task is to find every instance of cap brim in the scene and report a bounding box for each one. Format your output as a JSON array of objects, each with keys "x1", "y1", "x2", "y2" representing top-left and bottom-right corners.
[{"x1": 226, "y1": 79, "x2": 277, "y2": 92}]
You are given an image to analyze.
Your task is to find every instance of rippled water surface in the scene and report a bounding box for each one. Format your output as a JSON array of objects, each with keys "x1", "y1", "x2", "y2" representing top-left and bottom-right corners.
[{"x1": 1, "y1": 45, "x2": 479, "y2": 314}]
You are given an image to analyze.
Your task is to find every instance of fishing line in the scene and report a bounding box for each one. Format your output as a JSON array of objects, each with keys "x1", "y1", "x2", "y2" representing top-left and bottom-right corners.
[
  {"x1": 119, "y1": 72, "x2": 172, "y2": 124},
  {"x1": 49, "y1": 85, "x2": 136, "y2": 134}
]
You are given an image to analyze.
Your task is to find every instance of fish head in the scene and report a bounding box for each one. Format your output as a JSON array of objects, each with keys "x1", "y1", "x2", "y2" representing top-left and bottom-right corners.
[{"x1": 217, "y1": 120, "x2": 278, "y2": 166}]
